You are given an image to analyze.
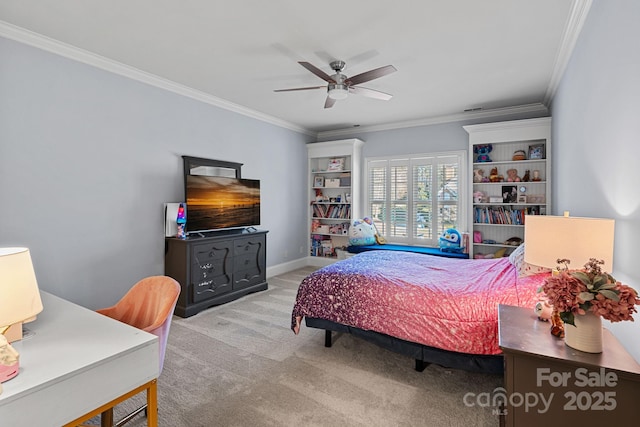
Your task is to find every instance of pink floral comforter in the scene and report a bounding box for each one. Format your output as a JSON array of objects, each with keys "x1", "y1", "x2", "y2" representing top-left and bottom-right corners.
[{"x1": 291, "y1": 251, "x2": 547, "y2": 355}]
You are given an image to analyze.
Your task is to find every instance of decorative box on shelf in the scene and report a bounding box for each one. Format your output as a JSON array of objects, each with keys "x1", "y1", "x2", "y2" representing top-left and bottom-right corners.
[
  {"x1": 527, "y1": 194, "x2": 545, "y2": 203},
  {"x1": 325, "y1": 178, "x2": 341, "y2": 188},
  {"x1": 315, "y1": 225, "x2": 330, "y2": 234}
]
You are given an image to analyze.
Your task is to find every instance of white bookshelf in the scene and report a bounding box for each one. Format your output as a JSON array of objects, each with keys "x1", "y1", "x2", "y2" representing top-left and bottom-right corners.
[
  {"x1": 464, "y1": 118, "x2": 551, "y2": 259},
  {"x1": 307, "y1": 139, "x2": 363, "y2": 266}
]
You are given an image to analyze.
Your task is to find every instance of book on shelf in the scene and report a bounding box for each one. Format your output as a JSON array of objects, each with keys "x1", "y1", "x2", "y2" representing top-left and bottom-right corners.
[
  {"x1": 473, "y1": 206, "x2": 542, "y2": 225},
  {"x1": 312, "y1": 204, "x2": 351, "y2": 219}
]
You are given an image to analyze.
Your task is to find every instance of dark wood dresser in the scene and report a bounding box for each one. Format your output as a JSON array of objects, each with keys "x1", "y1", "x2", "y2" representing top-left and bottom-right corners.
[{"x1": 165, "y1": 229, "x2": 268, "y2": 317}]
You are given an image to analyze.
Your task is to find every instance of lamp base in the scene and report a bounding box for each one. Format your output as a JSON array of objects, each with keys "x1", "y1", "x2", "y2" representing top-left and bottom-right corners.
[{"x1": 0, "y1": 361, "x2": 19, "y2": 382}]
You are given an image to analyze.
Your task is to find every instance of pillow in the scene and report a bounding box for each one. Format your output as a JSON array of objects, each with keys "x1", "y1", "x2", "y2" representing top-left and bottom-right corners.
[
  {"x1": 348, "y1": 218, "x2": 376, "y2": 246},
  {"x1": 508, "y1": 244, "x2": 552, "y2": 277}
]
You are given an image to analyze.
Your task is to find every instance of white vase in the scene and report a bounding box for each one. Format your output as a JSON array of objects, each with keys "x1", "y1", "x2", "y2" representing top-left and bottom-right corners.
[{"x1": 564, "y1": 312, "x2": 603, "y2": 353}]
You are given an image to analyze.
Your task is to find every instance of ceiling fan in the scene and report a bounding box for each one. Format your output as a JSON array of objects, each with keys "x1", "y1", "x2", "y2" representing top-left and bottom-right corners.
[{"x1": 274, "y1": 60, "x2": 397, "y2": 108}]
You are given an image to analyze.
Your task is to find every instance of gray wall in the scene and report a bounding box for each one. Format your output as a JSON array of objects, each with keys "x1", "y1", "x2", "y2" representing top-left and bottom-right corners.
[
  {"x1": 551, "y1": 0, "x2": 640, "y2": 359},
  {"x1": 0, "y1": 37, "x2": 310, "y2": 309}
]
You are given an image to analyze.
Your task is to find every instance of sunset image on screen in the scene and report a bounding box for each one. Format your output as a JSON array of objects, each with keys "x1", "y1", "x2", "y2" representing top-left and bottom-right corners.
[{"x1": 186, "y1": 176, "x2": 260, "y2": 232}]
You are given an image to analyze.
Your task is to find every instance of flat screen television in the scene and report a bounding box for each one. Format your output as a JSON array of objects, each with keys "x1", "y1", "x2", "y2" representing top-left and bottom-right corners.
[{"x1": 185, "y1": 175, "x2": 260, "y2": 233}]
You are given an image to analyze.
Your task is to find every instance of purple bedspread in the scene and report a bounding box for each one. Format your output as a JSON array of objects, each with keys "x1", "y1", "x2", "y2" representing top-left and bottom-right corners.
[{"x1": 291, "y1": 251, "x2": 547, "y2": 355}]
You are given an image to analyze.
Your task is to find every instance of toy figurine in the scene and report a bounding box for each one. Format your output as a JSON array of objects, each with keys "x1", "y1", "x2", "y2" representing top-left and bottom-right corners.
[
  {"x1": 534, "y1": 299, "x2": 553, "y2": 321},
  {"x1": 550, "y1": 308, "x2": 565, "y2": 338}
]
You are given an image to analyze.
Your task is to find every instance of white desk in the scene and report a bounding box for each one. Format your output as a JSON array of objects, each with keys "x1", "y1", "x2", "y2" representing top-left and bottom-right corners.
[{"x1": 0, "y1": 291, "x2": 159, "y2": 426}]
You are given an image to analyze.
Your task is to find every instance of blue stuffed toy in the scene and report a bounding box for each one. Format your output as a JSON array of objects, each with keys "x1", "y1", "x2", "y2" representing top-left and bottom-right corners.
[
  {"x1": 439, "y1": 228, "x2": 465, "y2": 253},
  {"x1": 349, "y1": 217, "x2": 377, "y2": 246},
  {"x1": 473, "y1": 144, "x2": 493, "y2": 162}
]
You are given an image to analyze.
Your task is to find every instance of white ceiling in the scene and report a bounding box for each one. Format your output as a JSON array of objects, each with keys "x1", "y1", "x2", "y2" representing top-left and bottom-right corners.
[{"x1": 0, "y1": 1, "x2": 591, "y2": 137}]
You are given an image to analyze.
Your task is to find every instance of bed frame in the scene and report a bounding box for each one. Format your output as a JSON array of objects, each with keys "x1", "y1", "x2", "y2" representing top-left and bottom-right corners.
[{"x1": 305, "y1": 317, "x2": 504, "y2": 374}]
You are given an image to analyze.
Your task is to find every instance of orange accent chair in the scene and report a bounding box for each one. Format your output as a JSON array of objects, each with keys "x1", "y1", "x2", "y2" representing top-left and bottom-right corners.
[{"x1": 96, "y1": 276, "x2": 180, "y2": 427}]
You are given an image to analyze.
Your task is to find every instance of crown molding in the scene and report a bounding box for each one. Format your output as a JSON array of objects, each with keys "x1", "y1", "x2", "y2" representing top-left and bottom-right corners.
[
  {"x1": 316, "y1": 103, "x2": 549, "y2": 139},
  {"x1": 0, "y1": 21, "x2": 316, "y2": 137},
  {"x1": 2, "y1": 3, "x2": 583, "y2": 142},
  {"x1": 543, "y1": 0, "x2": 593, "y2": 105}
]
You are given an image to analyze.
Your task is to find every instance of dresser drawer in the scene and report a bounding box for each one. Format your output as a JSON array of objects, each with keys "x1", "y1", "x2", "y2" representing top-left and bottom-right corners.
[
  {"x1": 234, "y1": 252, "x2": 259, "y2": 271},
  {"x1": 190, "y1": 240, "x2": 233, "y2": 302},
  {"x1": 233, "y1": 267, "x2": 264, "y2": 289},
  {"x1": 192, "y1": 240, "x2": 233, "y2": 262},
  {"x1": 192, "y1": 273, "x2": 232, "y2": 302},
  {"x1": 233, "y1": 236, "x2": 264, "y2": 256}
]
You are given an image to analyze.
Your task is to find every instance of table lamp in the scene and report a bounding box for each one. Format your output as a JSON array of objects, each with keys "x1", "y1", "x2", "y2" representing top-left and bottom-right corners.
[
  {"x1": 524, "y1": 212, "x2": 615, "y2": 271},
  {"x1": 0, "y1": 247, "x2": 44, "y2": 385}
]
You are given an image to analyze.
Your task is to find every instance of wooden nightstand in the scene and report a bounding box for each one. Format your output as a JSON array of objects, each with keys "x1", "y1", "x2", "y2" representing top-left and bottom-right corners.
[{"x1": 498, "y1": 304, "x2": 640, "y2": 427}]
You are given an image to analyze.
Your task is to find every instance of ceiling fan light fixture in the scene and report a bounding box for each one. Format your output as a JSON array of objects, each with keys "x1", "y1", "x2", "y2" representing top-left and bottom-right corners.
[{"x1": 327, "y1": 83, "x2": 349, "y2": 100}]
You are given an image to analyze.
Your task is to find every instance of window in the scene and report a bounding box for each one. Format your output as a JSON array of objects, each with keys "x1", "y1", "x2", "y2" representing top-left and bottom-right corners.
[{"x1": 365, "y1": 151, "x2": 466, "y2": 246}]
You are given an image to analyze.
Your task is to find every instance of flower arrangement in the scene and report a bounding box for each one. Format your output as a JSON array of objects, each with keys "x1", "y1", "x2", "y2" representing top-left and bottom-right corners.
[{"x1": 540, "y1": 258, "x2": 640, "y2": 326}]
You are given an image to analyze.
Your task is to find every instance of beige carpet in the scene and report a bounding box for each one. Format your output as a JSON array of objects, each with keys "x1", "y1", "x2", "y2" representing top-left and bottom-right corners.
[{"x1": 92, "y1": 267, "x2": 502, "y2": 427}]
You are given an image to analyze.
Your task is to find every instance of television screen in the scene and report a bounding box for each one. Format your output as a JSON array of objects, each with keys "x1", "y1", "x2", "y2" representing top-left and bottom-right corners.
[{"x1": 185, "y1": 175, "x2": 260, "y2": 233}]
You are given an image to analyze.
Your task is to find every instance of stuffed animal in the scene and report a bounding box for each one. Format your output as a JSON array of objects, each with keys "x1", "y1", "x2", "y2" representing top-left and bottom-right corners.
[
  {"x1": 512, "y1": 150, "x2": 526, "y2": 161},
  {"x1": 506, "y1": 169, "x2": 521, "y2": 182},
  {"x1": 473, "y1": 144, "x2": 493, "y2": 162},
  {"x1": 522, "y1": 170, "x2": 531, "y2": 182},
  {"x1": 348, "y1": 217, "x2": 376, "y2": 246},
  {"x1": 534, "y1": 298, "x2": 553, "y2": 322},
  {"x1": 473, "y1": 191, "x2": 485, "y2": 203},
  {"x1": 439, "y1": 228, "x2": 464, "y2": 253},
  {"x1": 473, "y1": 169, "x2": 485, "y2": 183},
  {"x1": 329, "y1": 224, "x2": 342, "y2": 235},
  {"x1": 489, "y1": 167, "x2": 503, "y2": 182}
]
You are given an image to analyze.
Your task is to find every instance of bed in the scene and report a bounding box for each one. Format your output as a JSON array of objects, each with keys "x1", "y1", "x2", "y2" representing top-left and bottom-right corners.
[{"x1": 291, "y1": 248, "x2": 549, "y2": 373}]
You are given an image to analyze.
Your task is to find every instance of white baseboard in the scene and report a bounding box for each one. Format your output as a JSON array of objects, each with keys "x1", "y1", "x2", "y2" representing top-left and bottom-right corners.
[
  {"x1": 266, "y1": 256, "x2": 342, "y2": 278},
  {"x1": 266, "y1": 257, "x2": 309, "y2": 278}
]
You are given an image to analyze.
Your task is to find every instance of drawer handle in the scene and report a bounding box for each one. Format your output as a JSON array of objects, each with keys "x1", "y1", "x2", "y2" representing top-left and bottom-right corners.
[{"x1": 244, "y1": 259, "x2": 249, "y2": 265}]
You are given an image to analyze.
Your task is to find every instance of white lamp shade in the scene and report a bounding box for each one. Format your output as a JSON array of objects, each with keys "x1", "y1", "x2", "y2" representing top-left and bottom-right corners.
[
  {"x1": 0, "y1": 248, "x2": 43, "y2": 328},
  {"x1": 328, "y1": 86, "x2": 348, "y2": 100},
  {"x1": 524, "y1": 215, "x2": 615, "y2": 271}
]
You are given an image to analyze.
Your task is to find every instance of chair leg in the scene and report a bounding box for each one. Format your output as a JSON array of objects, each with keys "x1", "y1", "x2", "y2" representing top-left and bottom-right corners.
[{"x1": 101, "y1": 408, "x2": 114, "y2": 427}]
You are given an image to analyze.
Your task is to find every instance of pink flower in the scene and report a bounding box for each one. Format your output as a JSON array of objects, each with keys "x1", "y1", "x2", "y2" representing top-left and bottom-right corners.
[
  {"x1": 540, "y1": 258, "x2": 639, "y2": 324},
  {"x1": 589, "y1": 282, "x2": 640, "y2": 322}
]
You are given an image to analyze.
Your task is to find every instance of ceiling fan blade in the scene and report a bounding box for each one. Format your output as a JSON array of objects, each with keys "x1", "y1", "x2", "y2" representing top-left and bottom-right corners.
[
  {"x1": 349, "y1": 86, "x2": 393, "y2": 101},
  {"x1": 324, "y1": 97, "x2": 337, "y2": 109},
  {"x1": 299, "y1": 62, "x2": 336, "y2": 83},
  {"x1": 346, "y1": 65, "x2": 397, "y2": 86},
  {"x1": 274, "y1": 86, "x2": 325, "y2": 92}
]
